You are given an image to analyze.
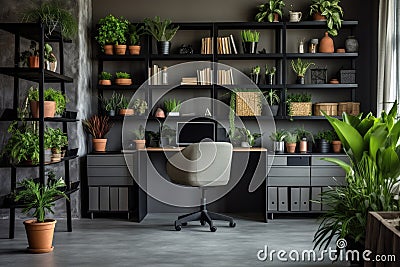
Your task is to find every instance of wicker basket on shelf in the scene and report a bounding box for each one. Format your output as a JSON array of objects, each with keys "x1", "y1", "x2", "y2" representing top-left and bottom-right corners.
[
  {"x1": 338, "y1": 102, "x2": 360, "y2": 115},
  {"x1": 314, "y1": 103, "x2": 338, "y2": 116},
  {"x1": 235, "y1": 91, "x2": 262, "y2": 116},
  {"x1": 289, "y1": 102, "x2": 312, "y2": 116}
]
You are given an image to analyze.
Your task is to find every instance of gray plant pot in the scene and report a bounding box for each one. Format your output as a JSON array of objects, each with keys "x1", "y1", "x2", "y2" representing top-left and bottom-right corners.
[
  {"x1": 270, "y1": 105, "x2": 279, "y2": 116},
  {"x1": 274, "y1": 141, "x2": 285, "y2": 153}
]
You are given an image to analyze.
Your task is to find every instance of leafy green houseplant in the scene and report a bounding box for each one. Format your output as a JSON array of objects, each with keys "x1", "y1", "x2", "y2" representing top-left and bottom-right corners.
[
  {"x1": 115, "y1": 72, "x2": 132, "y2": 86},
  {"x1": 241, "y1": 30, "x2": 260, "y2": 54},
  {"x1": 20, "y1": 41, "x2": 39, "y2": 68},
  {"x1": 284, "y1": 131, "x2": 298, "y2": 153},
  {"x1": 99, "y1": 71, "x2": 112, "y2": 86},
  {"x1": 15, "y1": 176, "x2": 67, "y2": 253},
  {"x1": 28, "y1": 87, "x2": 68, "y2": 117},
  {"x1": 45, "y1": 127, "x2": 68, "y2": 162},
  {"x1": 315, "y1": 129, "x2": 336, "y2": 153},
  {"x1": 82, "y1": 115, "x2": 114, "y2": 152},
  {"x1": 96, "y1": 14, "x2": 129, "y2": 55},
  {"x1": 291, "y1": 58, "x2": 315, "y2": 84},
  {"x1": 144, "y1": 16, "x2": 180, "y2": 55},
  {"x1": 118, "y1": 96, "x2": 134, "y2": 116},
  {"x1": 237, "y1": 128, "x2": 262, "y2": 147},
  {"x1": 133, "y1": 99, "x2": 148, "y2": 116},
  {"x1": 21, "y1": 1, "x2": 78, "y2": 39},
  {"x1": 99, "y1": 91, "x2": 123, "y2": 116},
  {"x1": 128, "y1": 23, "x2": 144, "y2": 55},
  {"x1": 286, "y1": 92, "x2": 312, "y2": 117},
  {"x1": 255, "y1": 0, "x2": 286, "y2": 22},
  {"x1": 133, "y1": 125, "x2": 146, "y2": 149},
  {"x1": 309, "y1": 0, "x2": 343, "y2": 36},
  {"x1": 270, "y1": 129, "x2": 287, "y2": 152},
  {"x1": 164, "y1": 98, "x2": 181, "y2": 116},
  {"x1": 264, "y1": 89, "x2": 280, "y2": 116},
  {"x1": 313, "y1": 102, "x2": 400, "y2": 253}
]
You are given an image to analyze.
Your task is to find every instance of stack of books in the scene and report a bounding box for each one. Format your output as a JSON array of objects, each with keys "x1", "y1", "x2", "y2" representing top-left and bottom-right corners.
[
  {"x1": 148, "y1": 64, "x2": 162, "y2": 85},
  {"x1": 217, "y1": 35, "x2": 238, "y2": 54},
  {"x1": 181, "y1": 77, "x2": 198, "y2": 85},
  {"x1": 197, "y1": 68, "x2": 213, "y2": 85},
  {"x1": 201, "y1": 37, "x2": 213, "y2": 54},
  {"x1": 217, "y1": 68, "x2": 234, "y2": 85}
]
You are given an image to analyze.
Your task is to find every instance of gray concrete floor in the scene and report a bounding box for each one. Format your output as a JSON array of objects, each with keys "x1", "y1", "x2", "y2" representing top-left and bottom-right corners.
[{"x1": 0, "y1": 214, "x2": 349, "y2": 267}]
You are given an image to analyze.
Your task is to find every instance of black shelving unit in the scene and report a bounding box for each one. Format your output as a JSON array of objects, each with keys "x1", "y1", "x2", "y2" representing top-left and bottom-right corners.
[{"x1": 0, "y1": 23, "x2": 78, "y2": 239}]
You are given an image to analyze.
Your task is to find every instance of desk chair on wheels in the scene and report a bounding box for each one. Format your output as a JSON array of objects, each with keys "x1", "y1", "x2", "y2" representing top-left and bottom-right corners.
[{"x1": 166, "y1": 142, "x2": 236, "y2": 232}]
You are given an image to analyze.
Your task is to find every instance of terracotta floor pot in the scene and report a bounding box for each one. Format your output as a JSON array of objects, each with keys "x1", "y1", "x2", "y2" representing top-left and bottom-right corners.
[
  {"x1": 23, "y1": 219, "x2": 56, "y2": 253},
  {"x1": 313, "y1": 12, "x2": 326, "y2": 21},
  {"x1": 286, "y1": 143, "x2": 297, "y2": 153},
  {"x1": 103, "y1": 45, "x2": 113, "y2": 55},
  {"x1": 129, "y1": 45, "x2": 141, "y2": 55},
  {"x1": 332, "y1": 140, "x2": 342, "y2": 153},
  {"x1": 30, "y1": 100, "x2": 56, "y2": 118},
  {"x1": 134, "y1": 140, "x2": 146, "y2": 150},
  {"x1": 28, "y1": 56, "x2": 39, "y2": 68},
  {"x1": 119, "y1": 109, "x2": 134, "y2": 116},
  {"x1": 93, "y1": 138, "x2": 107, "y2": 152},
  {"x1": 99, "y1": 79, "x2": 111, "y2": 85},
  {"x1": 115, "y1": 78, "x2": 132, "y2": 85},
  {"x1": 114, "y1": 44, "x2": 127, "y2": 55}
]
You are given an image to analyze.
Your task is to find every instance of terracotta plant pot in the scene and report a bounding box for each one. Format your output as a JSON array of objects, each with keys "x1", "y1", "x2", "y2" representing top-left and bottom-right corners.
[
  {"x1": 51, "y1": 153, "x2": 61, "y2": 162},
  {"x1": 332, "y1": 140, "x2": 342, "y2": 153},
  {"x1": 99, "y1": 79, "x2": 111, "y2": 86},
  {"x1": 28, "y1": 56, "x2": 39, "y2": 68},
  {"x1": 313, "y1": 12, "x2": 326, "y2": 21},
  {"x1": 119, "y1": 109, "x2": 134, "y2": 116},
  {"x1": 115, "y1": 78, "x2": 132, "y2": 85},
  {"x1": 103, "y1": 45, "x2": 113, "y2": 55},
  {"x1": 129, "y1": 45, "x2": 141, "y2": 55},
  {"x1": 319, "y1": 32, "x2": 334, "y2": 53},
  {"x1": 92, "y1": 138, "x2": 107, "y2": 152},
  {"x1": 273, "y1": 13, "x2": 279, "y2": 22},
  {"x1": 134, "y1": 139, "x2": 146, "y2": 150},
  {"x1": 30, "y1": 100, "x2": 56, "y2": 118},
  {"x1": 286, "y1": 143, "x2": 297, "y2": 153},
  {"x1": 114, "y1": 44, "x2": 127, "y2": 55},
  {"x1": 23, "y1": 219, "x2": 56, "y2": 253}
]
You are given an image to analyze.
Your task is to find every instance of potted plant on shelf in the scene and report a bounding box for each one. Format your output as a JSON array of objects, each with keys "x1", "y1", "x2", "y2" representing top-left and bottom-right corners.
[
  {"x1": 255, "y1": 0, "x2": 285, "y2": 22},
  {"x1": 284, "y1": 131, "x2": 298, "y2": 153},
  {"x1": 21, "y1": 1, "x2": 78, "y2": 39},
  {"x1": 330, "y1": 131, "x2": 342, "y2": 153},
  {"x1": 309, "y1": 0, "x2": 343, "y2": 36},
  {"x1": 99, "y1": 71, "x2": 112, "y2": 86},
  {"x1": 100, "y1": 91, "x2": 123, "y2": 116},
  {"x1": 44, "y1": 43, "x2": 57, "y2": 72},
  {"x1": 291, "y1": 58, "x2": 315, "y2": 84},
  {"x1": 118, "y1": 96, "x2": 134, "y2": 116},
  {"x1": 237, "y1": 127, "x2": 262, "y2": 147},
  {"x1": 250, "y1": 65, "x2": 261, "y2": 84},
  {"x1": 15, "y1": 176, "x2": 68, "y2": 253},
  {"x1": 132, "y1": 125, "x2": 146, "y2": 149},
  {"x1": 164, "y1": 98, "x2": 181, "y2": 116},
  {"x1": 264, "y1": 89, "x2": 280, "y2": 116},
  {"x1": 133, "y1": 98, "x2": 148, "y2": 116},
  {"x1": 315, "y1": 129, "x2": 335, "y2": 153},
  {"x1": 295, "y1": 126, "x2": 314, "y2": 153},
  {"x1": 286, "y1": 92, "x2": 312, "y2": 117},
  {"x1": 269, "y1": 130, "x2": 287, "y2": 153},
  {"x1": 265, "y1": 65, "x2": 276, "y2": 85},
  {"x1": 128, "y1": 23, "x2": 144, "y2": 55},
  {"x1": 115, "y1": 72, "x2": 132, "y2": 85},
  {"x1": 96, "y1": 14, "x2": 129, "y2": 55},
  {"x1": 45, "y1": 127, "x2": 68, "y2": 162},
  {"x1": 241, "y1": 29, "x2": 260, "y2": 54},
  {"x1": 144, "y1": 16, "x2": 180, "y2": 55},
  {"x1": 20, "y1": 41, "x2": 39, "y2": 68},
  {"x1": 82, "y1": 115, "x2": 113, "y2": 152},
  {"x1": 28, "y1": 87, "x2": 67, "y2": 118}
]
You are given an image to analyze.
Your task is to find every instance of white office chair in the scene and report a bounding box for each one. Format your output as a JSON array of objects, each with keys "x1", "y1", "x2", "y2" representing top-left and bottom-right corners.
[{"x1": 166, "y1": 142, "x2": 236, "y2": 232}]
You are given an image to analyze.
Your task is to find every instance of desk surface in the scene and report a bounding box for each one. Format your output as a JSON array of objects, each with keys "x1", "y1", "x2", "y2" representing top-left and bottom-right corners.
[{"x1": 140, "y1": 147, "x2": 267, "y2": 152}]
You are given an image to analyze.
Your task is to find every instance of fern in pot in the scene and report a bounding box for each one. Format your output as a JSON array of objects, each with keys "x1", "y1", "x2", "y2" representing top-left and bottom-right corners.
[{"x1": 144, "y1": 16, "x2": 179, "y2": 55}]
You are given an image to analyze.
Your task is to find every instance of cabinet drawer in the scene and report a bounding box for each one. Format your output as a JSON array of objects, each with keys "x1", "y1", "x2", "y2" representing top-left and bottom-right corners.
[
  {"x1": 88, "y1": 176, "x2": 133, "y2": 186},
  {"x1": 267, "y1": 187, "x2": 278, "y2": 211},
  {"x1": 278, "y1": 187, "x2": 288, "y2": 211},
  {"x1": 287, "y1": 156, "x2": 310, "y2": 166},
  {"x1": 89, "y1": 187, "x2": 99, "y2": 211},
  {"x1": 268, "y1": 156, "x2": 287, "y2": 166},
  {"x1": 290, "y1": 188, "x2": 300, "y2": 211},
  {"x1": 269, "y1": 166, "x2": 309, "y2": 177},
  {"x1": 311, "y1": 155, "x2": 349, "y2": 166},
  {"x1": 311, "y1": 167, "x2": 346, "y2": 177},
  {"x1": 88, "y1": 167, "x2": 131, "y2": 177},
  {"x1": 268, "y1": 176, "x2": 310, "y2": 186},
  {"x1": 311, "y1": 176, "x2": 346, "y2": 186},
  {"x1": 311, "y1": 187, "x2": 322, "y2": 211},
  {"x1": 88, "y1": 154, "x2": 134, "y2": 166}
]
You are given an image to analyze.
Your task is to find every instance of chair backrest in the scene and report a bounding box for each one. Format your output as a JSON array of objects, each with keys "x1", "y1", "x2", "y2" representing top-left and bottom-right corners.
[{"x1": 166, "y1": 142, "x2": 233, "y2": 187}]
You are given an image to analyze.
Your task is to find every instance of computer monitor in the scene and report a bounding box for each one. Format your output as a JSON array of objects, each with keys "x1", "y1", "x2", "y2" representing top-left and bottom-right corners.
[{"x1": 176, "y1": 122, "x2": 215, "y2": 146}]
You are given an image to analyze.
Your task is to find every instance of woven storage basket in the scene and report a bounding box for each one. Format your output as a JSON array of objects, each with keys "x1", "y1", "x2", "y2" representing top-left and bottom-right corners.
[
  {"x1": 314, "y1": 103, "x2": 338, "y2": 116},
  {"x1": 289, "y1": 102, "x2": 312, "y2": 116},
  {"x1": 338, "y1": 102, "x2": 360, "y2": 115},
  {"x1": 235, "y1": 91, "x2": 262, "y2": 116}
]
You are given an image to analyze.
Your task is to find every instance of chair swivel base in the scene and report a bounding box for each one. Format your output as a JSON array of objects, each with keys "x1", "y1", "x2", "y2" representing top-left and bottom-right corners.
[{"x1": 174, "y1": 210, "x2": 236, "y2": 232}]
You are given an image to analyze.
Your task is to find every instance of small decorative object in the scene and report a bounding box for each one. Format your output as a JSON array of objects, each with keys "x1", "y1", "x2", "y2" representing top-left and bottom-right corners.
[
  {"x1": 155, "y1": 107, "x2": 165, "y2": 118},
  {"x1": 319, "y1": 32, "x2": 334, "y2": 53},
  {"x1": 336, "y1": 48, "x2": 345, "y2": 53},
  {"x1": 345, "y1": 36, "x2": 359, "y2": 53},
  {"x1": 309, "y1": 39, "x2": 318, "y2": 53},
  {"x1": 291, "y1": 58, "x2": 315, "y2": 84},
  {"x1": 250, "y1": 65, "x2": 261, "y2": 84},
  {"x1": 329, "y1": 78, "x2": 339, "y2": 84},
  {"x1": 289, "y1": 11, "x2": 302, "y2": 22},
  {"x1": 178, "y1": 44, "x2": 193, "y2": 54},
  {"x1": 254, "y1": 0, "x2": 285, "y2": 22},
  {"x1": 241, "y1": 29, "x2": 260, "y2": 54},
  {"x1": 205, "y1": 108, "x2": 212, "y2": 117},
  {"x1": 115, "y1": 72, "x2": 132, "y2": 85},
  {"x1": 298, "y1": 39, "x2": 305, "y2": 53},
  {"x1": 162, "y1": 66, "x2": 168, "y2": 85},
  {"x1": 338, "y1": 69, "x2": 356, "y2": 84},
  {"x1": 144, "y1": 16, "x2": 179, "y2": 55},
  {"x1": 311, "y1": 67, "x2": 327, "y2": 84}
]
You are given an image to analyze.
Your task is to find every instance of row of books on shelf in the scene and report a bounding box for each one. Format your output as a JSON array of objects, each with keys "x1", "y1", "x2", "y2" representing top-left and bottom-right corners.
[
  {"x1": 180, "y1": 68, "x2": 234, "y2": 85},
  {"x1": 201, "y1": 35, "x2": 238, "y2": 55},
  {"x1": 148, "y1": 64, "x2": 167, "y2": 85}
]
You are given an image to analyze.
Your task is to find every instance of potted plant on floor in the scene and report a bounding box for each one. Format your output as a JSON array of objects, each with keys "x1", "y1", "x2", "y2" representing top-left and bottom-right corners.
[
  {"x1": 128, "y1": 23, "x2": 144, "y2": 55},
  {"x1": 264, "y1": 89, "x2": 280, "y2": 116},
  {"x1": 250, "y1": 65, "x2": 261, "y2": 84},
  {"x1": 132, "y1": 125, "x2": 146, "y2": 149},
  {"x1": 144, "y1": 16, "x2": 180, "y2": 55},
  {"x1": 309, "y1": 0, "x2": 343, "y2": 36},
  {"x1": 265, "y1": 65, "x2": 276, "y2": 85},
  {"x1": 115, "y1": 72, "x2": 132, "y2": 85},
  {"x1": 15, "y1": 176, "x2": 68, "y2": 253},
  {"x1": 241, "y1": 29, "x2": 260, "y2": 54},
  {"x1": 291, "y1": 58, "x2": 315, "y2": 84},
  {"x1": 82, "y1": 115, "x2": 114, "y2": 152},
  {"x1": 118, "y1": 96, "x2": 134, "y2": 116},
  {"x1": 269, "y1": 129, "x2": 287, "y2": 153},
  {"x1": 28, "y1": 87, "x2": 67, "y2": 118},
  {"x1": 133, "y1": 98, "x2": 148, "y2": 116},
  {"x1": 255, "y1": 0, "x2": 285, "y2": 22},
  {"x1": 99, "y1": 71, "x2": 112, "y2": 86},
  {"x1": 164, "y1": 98, "x2": 181, "y2": 116},
  {"x1": 45, "y1": 127, "x2": 68, "y2": 162},
  {"x1": 284, "y1": 131, "x2": 297, "y2": 153}
]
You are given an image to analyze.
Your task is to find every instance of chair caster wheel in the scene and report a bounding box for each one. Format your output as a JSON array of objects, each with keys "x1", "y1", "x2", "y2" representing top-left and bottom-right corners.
[
  {"x1": 200, "y1": 220, "x2": 206, "y2": 226},
  {"x1": 181, "y1": 222, "x2": 187, "y2": 226},
  {"x1": 175, "y1": 223, "x2": 182, "y2": 231},
  {"x1": 210, "y1": 226, "x2": 217, "y2": 232},
  {"x1": 229, "y1": 222, "x2": 236, "y2": 228}
]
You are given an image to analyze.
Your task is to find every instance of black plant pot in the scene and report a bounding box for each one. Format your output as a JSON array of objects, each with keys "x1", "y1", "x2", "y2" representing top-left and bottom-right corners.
[
  {"x1": 307, "y1": 140, "x2": 313, "y2": 153},
  {"x1": 318, "y1": 139, "x2": 330, "y2": 153},
  {"x1": 266, "y1": 74, "x2": 274, "y2": 85},
  {"x1": 250, "y1": 73, "x2": 260, "y2": 84},
  {"x1": 296, "y1": 76, "x2": 305, "y2": 84},
  {"x1": 157, "y1": 41, "x2": 171, "y2": 55},
  {"x1": 242, "y1": 42, "x2": 258, "y2": 54}
]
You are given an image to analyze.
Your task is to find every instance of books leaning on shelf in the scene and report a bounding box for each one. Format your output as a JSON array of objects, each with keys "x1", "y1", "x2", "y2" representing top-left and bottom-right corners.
[
  {"x1": 148, "y1": 64, "x2": 161, "y2": 85},
  {"x1": 201, "y1": 37, "x2": 213, "y2": 54},
  {"x1": 217, "y1": 68, "x2": 234, "y2": 85},
  {"x1": 181, "y1": 77, "x2": 198, "y2": 85},
  {"x1": 217, "y1": 35, "x2": 238, "y2": 54},
  {"x1": 197, "y1": 68, "x2": 213, "y2": 85}
]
